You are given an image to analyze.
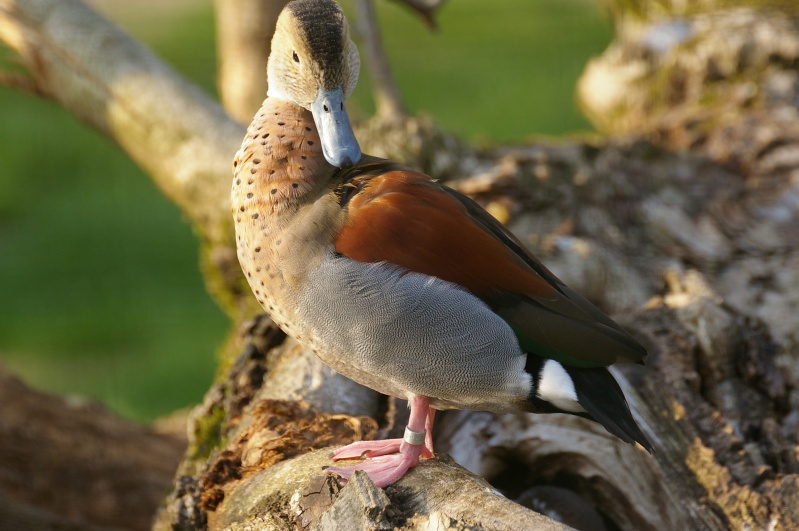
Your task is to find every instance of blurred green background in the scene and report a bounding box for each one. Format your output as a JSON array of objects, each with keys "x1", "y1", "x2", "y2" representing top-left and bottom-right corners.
[{"x1": 0, "y1": 0, "x2": 611, "y2": 422}]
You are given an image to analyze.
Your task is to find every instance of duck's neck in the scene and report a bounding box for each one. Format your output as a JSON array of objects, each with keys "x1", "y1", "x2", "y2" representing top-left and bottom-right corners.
[{"x1": 232, "y1": 97, "x2": 334, "y2": 220}]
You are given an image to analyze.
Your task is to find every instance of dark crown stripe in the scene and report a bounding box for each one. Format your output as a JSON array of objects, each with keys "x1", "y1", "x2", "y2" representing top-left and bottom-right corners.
[{"x1": 288, "y1": 0, "x2": 346, "y2": 77}]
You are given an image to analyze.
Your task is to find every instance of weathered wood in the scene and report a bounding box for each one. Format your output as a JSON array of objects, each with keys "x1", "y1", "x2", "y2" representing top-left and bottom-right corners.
[
  {"x1": 153, "y1": 318, "x2": 576, "y2": 530},
  {"x1": 158, "y1": 260, "x2": 797, "y2": 529},
  {"x1": 0, "y1": 368, "x2": 185, "y2": 531},
  {"x1": 205, "y1": 450, "x2": 574, "y2": 530}
]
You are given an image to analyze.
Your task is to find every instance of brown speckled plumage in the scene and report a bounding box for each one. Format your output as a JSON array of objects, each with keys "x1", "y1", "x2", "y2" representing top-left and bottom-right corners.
[
  {"x1": 232, "y1": 97, "x2": 343, "y2": 348},
  {"x1": 232, "y1": 100, "x2": 327, "y2": 218}
]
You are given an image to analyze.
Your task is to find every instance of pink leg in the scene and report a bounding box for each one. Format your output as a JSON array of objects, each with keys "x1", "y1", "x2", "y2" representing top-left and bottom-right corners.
[
  {"x1": 425, "y1": 408, "x2": 435, "y2": 453},
  {"x1": 326, "y1": 396, "x2": 435, "y2": 487}
]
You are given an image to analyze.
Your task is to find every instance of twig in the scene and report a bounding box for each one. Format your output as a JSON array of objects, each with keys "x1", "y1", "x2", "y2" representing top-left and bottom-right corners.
[
  {"x1": 0, "y1": 71, "x2": 46, "y2": 97},
  {"x1": 389, "y1": 0, "x2": 448, "y2": 30},
  {"x1": 354, "y1": 0, "x2": 407, "y2": 119}
]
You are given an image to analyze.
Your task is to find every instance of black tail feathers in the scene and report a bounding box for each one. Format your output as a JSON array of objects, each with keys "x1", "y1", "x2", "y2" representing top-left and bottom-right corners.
[{"x1": 566, "y1": 366, "x2": 653, "y2": 453}]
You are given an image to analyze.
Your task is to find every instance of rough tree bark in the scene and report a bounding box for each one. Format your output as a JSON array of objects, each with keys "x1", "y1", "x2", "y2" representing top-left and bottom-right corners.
[{"x1": 1, "y1": 0, "x2": 797, "y2": 529}]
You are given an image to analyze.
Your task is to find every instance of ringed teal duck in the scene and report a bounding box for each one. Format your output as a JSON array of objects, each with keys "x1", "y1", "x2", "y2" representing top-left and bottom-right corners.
[{"x1": 232, "y1": 0, "x2": 652, "y2": 488}]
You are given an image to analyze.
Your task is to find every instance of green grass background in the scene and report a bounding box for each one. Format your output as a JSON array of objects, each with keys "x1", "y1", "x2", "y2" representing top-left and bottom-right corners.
[{"x1": 0, "y1": 0, "x2": 611, "y2": 422}]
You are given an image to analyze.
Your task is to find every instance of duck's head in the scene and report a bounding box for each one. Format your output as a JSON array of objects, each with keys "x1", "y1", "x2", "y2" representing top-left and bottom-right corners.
[{"x1": 267, "y1": 0, "x2": 361, "y2": 168}]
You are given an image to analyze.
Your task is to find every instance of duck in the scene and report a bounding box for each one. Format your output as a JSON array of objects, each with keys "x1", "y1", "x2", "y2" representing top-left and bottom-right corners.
[{"x1": 231, "y1": 0, "x2": 652, "y2": 488}]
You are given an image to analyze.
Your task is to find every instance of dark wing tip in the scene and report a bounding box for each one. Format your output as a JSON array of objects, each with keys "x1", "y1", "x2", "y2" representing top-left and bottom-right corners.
[{"x1": 567, "y1": 367, "x2": 654, "y2": 453}]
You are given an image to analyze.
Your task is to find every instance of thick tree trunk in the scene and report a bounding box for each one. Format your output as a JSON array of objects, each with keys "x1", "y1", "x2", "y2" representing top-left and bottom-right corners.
[{"x1": 1, "y1": 0, "x2": 797, "y2": 529}]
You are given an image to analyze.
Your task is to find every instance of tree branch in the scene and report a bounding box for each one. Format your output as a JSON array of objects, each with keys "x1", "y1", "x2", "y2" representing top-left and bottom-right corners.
[
  {"x1": 389, "y1": 0, "x2": 448, "y2": 30},
  {"x1": 354, "y1": 0, "x2": 407, "y2": 119},
  {"x1": 214, "y1": 0, "x2": 288, "y2": 124},
  {"x1": 0, "y1": 71, "x2": 45, "y2": 96},
  {"x1": 0, "y1": 0, "x2": 243, "y2": 243}
]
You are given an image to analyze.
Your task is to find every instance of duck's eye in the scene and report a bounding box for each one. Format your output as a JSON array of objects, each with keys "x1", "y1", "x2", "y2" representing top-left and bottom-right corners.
[{"x1": 292, "y1": 51, "x2": 300, "y2": 63}]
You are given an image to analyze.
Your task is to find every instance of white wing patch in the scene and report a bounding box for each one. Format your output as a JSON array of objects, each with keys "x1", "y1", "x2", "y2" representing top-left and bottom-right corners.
[{"x1": 537, "y1": 360, "x2": 585, "y2": 413}]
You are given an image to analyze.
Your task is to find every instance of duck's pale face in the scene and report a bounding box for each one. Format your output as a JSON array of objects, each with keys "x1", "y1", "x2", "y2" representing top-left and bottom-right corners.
[{"x1": 267, "y1": 0, "x2": 361, "y2": 168}]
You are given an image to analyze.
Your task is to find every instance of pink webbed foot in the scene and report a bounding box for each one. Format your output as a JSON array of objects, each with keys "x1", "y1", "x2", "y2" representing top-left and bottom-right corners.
[
  {"x1": 325, "y1": 396, "x2": 436, "y2": 487},
  {"x1": 325, "y1": 443, "x2": 425, "y2": 488},
  {"x1": 329, "y1": 438, "x2": 432, "y2": 460}
]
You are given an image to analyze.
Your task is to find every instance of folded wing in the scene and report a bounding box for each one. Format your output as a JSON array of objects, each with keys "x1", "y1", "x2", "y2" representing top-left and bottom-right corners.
[{"x1": 333, "y1": 161, "x2": 646, "y2": 369}]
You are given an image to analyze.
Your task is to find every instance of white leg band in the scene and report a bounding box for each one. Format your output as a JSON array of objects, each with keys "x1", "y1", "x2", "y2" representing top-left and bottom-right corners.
[{"x1": 403, "y1": 427, "x2": 426, "y2": 446}]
